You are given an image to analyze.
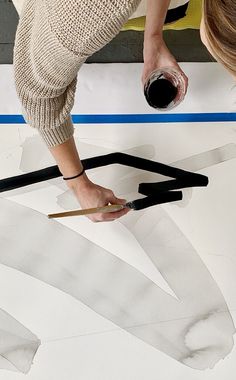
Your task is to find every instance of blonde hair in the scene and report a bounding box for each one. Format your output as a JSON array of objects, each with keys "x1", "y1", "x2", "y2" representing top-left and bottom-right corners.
[{"x1": 203, "y1": 0, "x2": 236, "y2": 76}]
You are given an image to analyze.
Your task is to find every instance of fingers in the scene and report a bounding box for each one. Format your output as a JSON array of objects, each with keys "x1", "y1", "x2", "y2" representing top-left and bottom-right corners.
[
  {"x1": 89, "y1": 190, "x2": 129, "y2": 222},
  {"x1": 96, "y1": 191, "x2": 129, "y2": 222},
  {"x1": 88, "y1": 207, "x2": 130, "y2": 223},
  {"x1": 177, "y1": 66, "x2": 189, "y2": 94},
  {"x1": 109, "y1": 194, "x2": 127, "y2": 206},
  {"x1": 75, "y1": 182, "x2": 130, "y2": 223},
  {"x1": 104, "y1": 189, "x2": 127, "y2": 206},
  {"x1": 142, "y1": 62, "x2": 189, "y2": 95},
  {"x1": 183, "y1": 74, "x2": 189, "y2": 94},
  {"x1": 101, "y1": 206, "x2": 130, "y2": 222}
]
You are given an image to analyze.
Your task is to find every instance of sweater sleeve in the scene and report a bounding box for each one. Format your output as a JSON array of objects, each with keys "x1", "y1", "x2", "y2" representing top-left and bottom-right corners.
[
  {"x1": 13, "y1": 0, "x2": 141, "y2": 147},
  {"x1": 13, "y1": 0, "x2": 83, "y2": 147}
]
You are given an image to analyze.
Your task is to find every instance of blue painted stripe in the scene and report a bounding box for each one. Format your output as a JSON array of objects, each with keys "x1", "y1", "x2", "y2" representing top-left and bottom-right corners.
[{"x1": 0, "y1": 113, "x2": 236, "y2": 124}]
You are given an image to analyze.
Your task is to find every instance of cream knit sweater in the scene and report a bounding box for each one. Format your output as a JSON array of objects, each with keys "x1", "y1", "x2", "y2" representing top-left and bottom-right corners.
[
  {"x1": 13, "y1": 0, "x2": 141, "y2": 147},
  {"x1": 13, "y1": 0, "x2": 189, "y2": 19}
]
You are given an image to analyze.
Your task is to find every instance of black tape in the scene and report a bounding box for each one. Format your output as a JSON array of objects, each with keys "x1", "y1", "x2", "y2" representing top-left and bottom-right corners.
[
  {"x1": 126, "y1": 191, "x2": 183, "y2": 211},
  {"x1": 0, "y1": 152, "x2": 208, "y2": 211}
]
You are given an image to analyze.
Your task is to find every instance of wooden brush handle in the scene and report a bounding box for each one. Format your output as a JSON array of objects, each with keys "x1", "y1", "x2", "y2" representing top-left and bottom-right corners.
[{"x1": 48, "y1": 204, "x2": 126, "y2": 219}]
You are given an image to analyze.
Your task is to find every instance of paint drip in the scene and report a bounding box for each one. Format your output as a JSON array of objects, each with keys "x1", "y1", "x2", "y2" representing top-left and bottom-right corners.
[{"x1": 144, "y1": 67, "x2": 186, "y2": 111}]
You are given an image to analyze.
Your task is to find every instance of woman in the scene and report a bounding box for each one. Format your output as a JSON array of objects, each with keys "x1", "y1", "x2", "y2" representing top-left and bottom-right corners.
[{"x1": 13, "y1": 0, "x2": 234, "y2": 222}]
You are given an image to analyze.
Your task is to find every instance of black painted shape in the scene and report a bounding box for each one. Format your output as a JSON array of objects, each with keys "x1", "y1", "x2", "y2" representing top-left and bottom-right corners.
[
  {"x1": 139, "y1": 176, "x2": 209, "y2": 195},
  {"x1": 164, "y1": 2, "x2": 189, "y2": 24},
  {"x1": 0, "y1": 152, "x2": 208, "y2": 210},
  {"x1": 0, "y1": 166, "x2": 61, "y2": 192},
  {"x1": 126, "y1": 191, "x2": 183, "y2": 211}
]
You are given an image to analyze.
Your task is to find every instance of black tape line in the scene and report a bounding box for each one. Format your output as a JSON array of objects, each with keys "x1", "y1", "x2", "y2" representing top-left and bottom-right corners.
[
  {"x1": 126, "y1": 191, "x2": 183, "y2": 211},
  {"x1": 0, "y1": 153, "x2": 207, "y2": 192},
  {"x1": 0, "y1": 166, "x2": 61, "y2": 193},
  {"x1": 0, "y1": 152, "x2": 208, "y2": 211},
  {"x1": 139, "y1": 176, "x2": 209, "y2": 195}
]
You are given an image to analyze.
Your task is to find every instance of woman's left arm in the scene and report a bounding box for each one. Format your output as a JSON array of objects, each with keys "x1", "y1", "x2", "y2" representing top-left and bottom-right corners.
[
  {"x1": 142, "y1": 0, "x2": 188, "y2": 89},
  {"x1": 145, "y1": 0, "x2": 171, "y2": 38}
]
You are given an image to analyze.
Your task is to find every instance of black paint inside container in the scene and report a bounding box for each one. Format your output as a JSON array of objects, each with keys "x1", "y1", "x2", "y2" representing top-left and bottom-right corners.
[{"x1": 145, "y1": 77, "x2": 178, "y2": 109}]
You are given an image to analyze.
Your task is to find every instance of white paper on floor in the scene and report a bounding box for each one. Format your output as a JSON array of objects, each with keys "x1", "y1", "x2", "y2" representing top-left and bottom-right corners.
[
  {"x1": 0, "y1": 308, "x2": 40, "y2": 373},
  {"x1": 0, "y1": 63, "x2": 236, "y2": 379},
  {"x1": 0, "y1": 196, "x2": 235, "y2": 371}
]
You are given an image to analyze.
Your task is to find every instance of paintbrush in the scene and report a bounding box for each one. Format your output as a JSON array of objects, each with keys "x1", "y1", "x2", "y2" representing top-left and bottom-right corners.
[{"x1": 48, "y1": 204, "x2": 129, "y2": 219}]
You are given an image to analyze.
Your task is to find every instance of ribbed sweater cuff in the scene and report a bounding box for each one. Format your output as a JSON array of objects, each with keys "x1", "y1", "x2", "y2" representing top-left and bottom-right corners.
[{"x1": 39, "y1": 116, "x2": 75, "y2": 147}]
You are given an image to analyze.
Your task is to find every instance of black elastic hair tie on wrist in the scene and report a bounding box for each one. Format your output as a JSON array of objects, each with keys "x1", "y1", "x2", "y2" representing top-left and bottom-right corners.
[{"x1": 63, "y1": 168, "x2": 85, "y2": 181}]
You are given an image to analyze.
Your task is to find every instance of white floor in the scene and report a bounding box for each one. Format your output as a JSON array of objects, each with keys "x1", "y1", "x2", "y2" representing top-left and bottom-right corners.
[{"x1": 0, "y1": 63, "x2": 236, "y2": 379}]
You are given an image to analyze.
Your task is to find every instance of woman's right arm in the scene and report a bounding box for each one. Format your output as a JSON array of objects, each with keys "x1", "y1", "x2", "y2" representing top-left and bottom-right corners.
[
  {"x1": 13, "y1": 0, "x2": 129, "y2": 222},
  {"x1": 49, "y1": 137, "x2": 128, "y2": 222}
]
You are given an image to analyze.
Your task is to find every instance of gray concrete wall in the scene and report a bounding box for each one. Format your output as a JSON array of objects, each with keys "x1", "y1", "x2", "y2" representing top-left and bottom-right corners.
[
  {"x1": 0, "y1": 0, "x2": 19, "y2": 63},
  {"x1": 0, "y1": 0, "x2": 213, "y2": 64}
]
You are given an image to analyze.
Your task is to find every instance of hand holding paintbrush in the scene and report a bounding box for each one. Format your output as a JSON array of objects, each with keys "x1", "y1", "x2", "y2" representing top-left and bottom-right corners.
[
  {"x1": 54, "y1": 174, "x2": 130, "y2": 222},
  {"x1": 49, "y1": 139, "x2": 130, "y2": 223}
]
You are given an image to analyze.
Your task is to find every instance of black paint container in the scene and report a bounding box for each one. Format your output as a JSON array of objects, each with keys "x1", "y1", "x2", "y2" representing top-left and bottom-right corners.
[{"x1": 144, "y1": 68, "x2": 186, "y2": 111}]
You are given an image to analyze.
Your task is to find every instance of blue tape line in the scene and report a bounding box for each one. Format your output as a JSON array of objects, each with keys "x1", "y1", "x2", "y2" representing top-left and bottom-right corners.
[{"x1": 0, "y1": 113, "x2": 236, "y2": 124}]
